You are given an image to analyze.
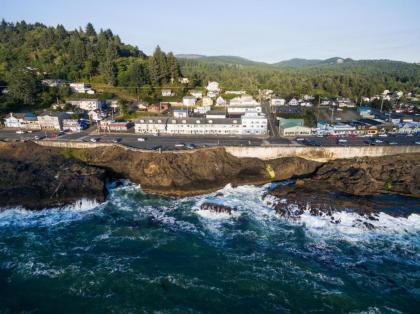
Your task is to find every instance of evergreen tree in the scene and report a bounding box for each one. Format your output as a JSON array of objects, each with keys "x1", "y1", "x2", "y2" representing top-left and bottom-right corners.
[
  {"x1": 167, "y1": 52, "x2": 180, "y2": 82},
  {"x1": 85, "y1": 23, "x2": 96, "y2": 37},
  {"x1": 101, "y1": 43, "x2": 118, "y2": 85},
  {"x1": 7, "y1": 68, "x2": 40, "y2": 105}
]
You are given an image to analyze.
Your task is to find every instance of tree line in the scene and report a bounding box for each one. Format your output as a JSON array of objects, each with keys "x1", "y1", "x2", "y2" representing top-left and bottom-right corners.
[{"x1": 0, "y1": 20, "x2": 181, "y2": 112}]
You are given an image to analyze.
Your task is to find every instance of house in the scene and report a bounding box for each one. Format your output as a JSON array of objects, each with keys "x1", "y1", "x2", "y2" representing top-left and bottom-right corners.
[
  {"x1": 41, "y1": 79, "x2": 67, "y2": 87},
  {"x1": 190, "y1": 90, "x2": 203, "y2": 99},
  {"x1": 206, "y1": 111, "x2": 226, "y2": 119},
  {"x1": 288, "y1": 98, "x2": 299, "y2": 106},
  {"x1": 4, "y1": 113, "x2": 23, "y2": 128},
  {"x1": 260, "y1": 89, "x2": 274, "y2": 99},
  {"x1": 202, "y1": 96, "x2": 213, "y2": 107},
  {"x1": 135, "y1": 102, "x2": 148, "y2": 111},
  {"x1": 37, "y1": 112, "x2": 70, "y2": 131},
  {"x1": 173, "y1": 109, "x2": 188, "y2": 118},
  {"x1": 225, "y1": 90, "x2": 246, "y2": 95},
  {"x1": 67, "y1": 99, "x2": 102, "y2": 111},
  {"x1": 216, "y1": 96, "x2": 226, "y2": 106},
  {"x1": 270, "y1": 98, "x2": 286, "y2": 107},
  {"x1": 63, "y1": 119, "x2": 89, "y2": 132},
  {"x1": 183, "y1": 96, "x2": 197, "y2": 106},
  {"x1": 299, "y1": 101, "x2": 313, "y2": 107},
  {"x1": 194, "y1": 105, "x2": 211, "y2": 114},
  {"x1": 99, "y1": 120, "x2": 133, "y2": 132},
  {"x1": 227, "y1": 104, "x2": 262, "y2": 115},
  {"x1": 241, "y1": 112, "x2": 268, "y2": 135},
  {"x1": 89, "y1": 109, "x2": 102, "y2": 122},
  {"x1": 337, "y1": 98, "x2": 355, "y2": 108},
  {"x1": 207, "y1": 91, "x2": 218, "y2": 98},
  {"x1": 229, "y1": 95, "x2": 260, "y2": 107},
  {"x1": 161, "y1": 89, "x2": 174, "y2": 97},
  {"x1": 20, "y1": 113, "x2": 41, "y2": 131},
  {"x1": 206, "y1": 81, "x2": 220, "y2": 93},
  {"x1": 361, "y1": 97, "x2": 371, "y2": 103},
  {"x1": 179, "y1": 77, "x2": 189, "y2": 84},
  {"x1": 278, "y1": 118, "x2": 312, "y2": 136},
  {"x1": 69, "y1": 83, "x2": 93, "y2": 94},
  {"x1": 147, "y1": 102, "x2": 171, "y2": 113},
  {"x1": 134, "y1": 117, "x2": 168, "y2": 135}
]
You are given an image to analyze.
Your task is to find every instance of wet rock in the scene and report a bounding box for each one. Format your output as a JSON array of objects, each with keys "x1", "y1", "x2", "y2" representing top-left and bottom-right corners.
[{"x1": 200, "y1": 202, "x2": 236, "y2": 214}]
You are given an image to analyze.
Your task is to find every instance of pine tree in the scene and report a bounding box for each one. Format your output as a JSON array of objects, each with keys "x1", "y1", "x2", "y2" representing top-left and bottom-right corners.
[
  {"x1": 167, "y1": 52, "x2": 180, "y2": 82},
  {"x1": 101, "y1": 43, "x2": 118, "y2": 85},
  {"x1": 85, "y1": 23, "x2": 96, "y2": 37}
]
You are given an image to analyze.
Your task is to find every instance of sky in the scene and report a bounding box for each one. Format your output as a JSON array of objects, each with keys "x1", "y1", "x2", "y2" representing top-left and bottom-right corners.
[{"x1": 2, "y1": 0, "x2": 420, "y2": 63}]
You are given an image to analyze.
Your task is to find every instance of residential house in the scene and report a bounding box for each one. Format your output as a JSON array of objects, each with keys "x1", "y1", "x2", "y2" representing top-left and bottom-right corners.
[
  {"x1": 179, "y1": 77, "x2": 189, "y2": 84},
  {"x1": 225, "y1": 90, "x2": 246, "y2": 95},
  {"x1": 190, "y1": 90, "x2": 203, "y2": 99},
  {"x1": 194, "y1": 105, "x2": 211, "y2": 114},
  {"x1": 41, "y1": 79, "x2": 67, "y2": 87},
  {"x1": 173, "y1": 109, "x2": 188, "y2": 118},
  {"x1": 69, "y1": 83, "x2": 94, "y2": 94},
  {"x1": 207, "y1": 91, "x2": 218, "y2": 98},
  {"x1": 99, "y1": 120, "x2": 133, "y2": 132},
  {"x1": 278, "y1": 118, "x2": 312, "y2": 137},
  {"x1": 216, "y1": 96, "x2": 226, "y2": 106},
  {"x1": 161, "y1": 89, "x2": 174, "y2": 97},
  {"x1": 67, "y1": 99, "x2": 102, "y2": 111},
  {"x1": 270, "y1": 98, "x2": 286, "y2": 107},
  {"x1": 241, "y1": 112, "x2": 268, "y2": 135},
  {"x1": 37, "y1": 112, "x2": 70, "y2": 131},
  {"x1": 4, "y1": 113, "x2": 22, "y2": 128},
  {"x1": 337, "y1": 97, "x2": 355, "y2": 108},
  {"x1": 288, "y1": 98, "x2": 299, "y2": 106},
  {"x1": 206, "y1": 81, "x2": 220, "y2": 93},
  {"x1": 147, "y1": 102, "x2": 170, "y2": 114},
  {"x1": 202, "y1": 96, "x2": 213, "y2": 107},
  {"x1": 182, "y1": 96, "x2": 197, "y2": 106}
]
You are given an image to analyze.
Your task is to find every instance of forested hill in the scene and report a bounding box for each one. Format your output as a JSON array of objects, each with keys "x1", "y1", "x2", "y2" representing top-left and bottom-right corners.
[
  {"x1": 179, "y1": 56, "x2": 420, "y2": 98},
  {"x1": 0, "y1": 20, "x2": 182, "y2": 110}
]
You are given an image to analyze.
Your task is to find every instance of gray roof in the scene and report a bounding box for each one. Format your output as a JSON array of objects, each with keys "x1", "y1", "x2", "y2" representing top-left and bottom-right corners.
[
  {"x1": 167, "y1": 117, "x2": 240, "y2": 125},
  {"x1": 136, "y1": 117, "x2": 168, "y2": 124}
]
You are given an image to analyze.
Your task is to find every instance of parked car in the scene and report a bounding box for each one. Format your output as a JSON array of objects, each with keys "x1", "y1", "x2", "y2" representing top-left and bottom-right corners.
[
  {"x1": 90, "y1": 138, "x2": 99, "y2": 143},
  {"x1": 112, "y1": 138, "x2": 121, "y2": 143},
  {"x1": 374, "y1": 139, "x2": 383, "y2": 143},
  {"x1": 186, "y1": 144, "x2": 196, "y2": 149},
  {"x1": 296, "y1": 138, "x2": 305, "y2": 142},
  {"x1": 174, "y1": 143, "x2": 185, "y2": 148},
  {"x1": 16, "y1": 130, "x2": 25, "y2": 134},
  {"x1": 153, "y1": 145, "x2": 162, "y2": 151},
  {"x1": 338, "y1": 138, "x2": 347, "y2": 143},
  {"x1": 137, "y1": 137, "x2": 146, "y2": 142},
  {"x1": 388, "y1": 141, "x2": 398, "y2": 145}
]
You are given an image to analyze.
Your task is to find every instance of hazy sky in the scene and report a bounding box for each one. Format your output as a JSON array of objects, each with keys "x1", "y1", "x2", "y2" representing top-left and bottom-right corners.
[{"x1": 2, "y1": 0, "x2": 420, "y2": 63}]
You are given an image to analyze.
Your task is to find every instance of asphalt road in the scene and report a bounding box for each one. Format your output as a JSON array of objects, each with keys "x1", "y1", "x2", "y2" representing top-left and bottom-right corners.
[{"x1": 0, "y1": 128, "x2": 418, "y2": 150}]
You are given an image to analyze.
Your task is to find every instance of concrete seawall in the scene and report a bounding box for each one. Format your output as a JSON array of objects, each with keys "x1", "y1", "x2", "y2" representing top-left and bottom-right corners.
[
  {"x1": 225, "y1": 145, "x2": 420, "y2": 161},
  {"x1": 35, "y1": 140, "x2": 420, "y2": 162}
]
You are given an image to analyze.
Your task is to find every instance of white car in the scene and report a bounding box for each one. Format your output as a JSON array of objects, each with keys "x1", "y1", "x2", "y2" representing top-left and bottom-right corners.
[
  {"x1": 378, "y1": 134, "x2": 388, "y2": 137},
  {"x1": 374, "y1": 139, "x2": 383, "y2": 143},
  {"x1": 388, "y1": 142, "x2": 398, "y2": 145},
  {"x1": 174, "y1": 143, "x2": 185, "y2": 147},
  {"x1": 296, "y1": 138, "x2": 305, "y2": 142},
  {"x1": 137, "y1": 137, "x2": 146, "y2": 142},
  {"x1": 338, "y1": 139, "x2": 347, "y2": 143},
  {"x1": 90, "y1": 138, "x2": 99, "y2": 143},
  {"x1": 16, "y1": 130, "x2": 25, "y2": 134}
]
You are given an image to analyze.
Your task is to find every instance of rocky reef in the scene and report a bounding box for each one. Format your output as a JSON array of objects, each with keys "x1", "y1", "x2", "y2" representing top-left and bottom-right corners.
[{"x1": 266, "y1": 154, "x2": 420, "y2": 219}]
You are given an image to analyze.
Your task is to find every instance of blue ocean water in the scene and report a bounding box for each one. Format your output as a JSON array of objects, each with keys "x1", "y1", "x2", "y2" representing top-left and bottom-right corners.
[{"x1": 0, "y1": 182, "x2": 419, "y2": 313}]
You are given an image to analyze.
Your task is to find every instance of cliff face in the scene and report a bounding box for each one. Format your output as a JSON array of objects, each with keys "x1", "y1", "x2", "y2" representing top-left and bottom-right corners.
[
  {"x1": 0, "y1": 143, "x2": 320, "y2": 208},
  {"x1": 0, "y1": 143, "x2": 107, "y2": 209}
]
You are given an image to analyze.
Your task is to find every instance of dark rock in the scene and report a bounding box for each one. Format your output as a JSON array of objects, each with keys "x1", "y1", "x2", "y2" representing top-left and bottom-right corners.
[{"x1": 200, "y1": 202, "x2": 236, "y2": 214}]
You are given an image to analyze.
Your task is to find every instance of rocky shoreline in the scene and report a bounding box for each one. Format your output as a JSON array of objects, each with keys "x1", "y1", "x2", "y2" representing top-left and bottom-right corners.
[{"x1": 0, "y1": 142, "x2": 418, "y2": 213}]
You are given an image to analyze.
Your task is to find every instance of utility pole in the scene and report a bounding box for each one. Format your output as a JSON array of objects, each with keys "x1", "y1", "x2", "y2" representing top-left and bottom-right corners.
[{"x1": 380, "y1": 96, "x2": 384, "y2": 112}]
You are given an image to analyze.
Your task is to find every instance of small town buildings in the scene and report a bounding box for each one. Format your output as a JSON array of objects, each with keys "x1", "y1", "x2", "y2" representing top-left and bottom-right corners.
[
  {"x1": 270, "y1": 98, "x2": 286, "y2": 106},
  {"x1": 241, "y1": 112, "x2": 268, "y2": 135},
  {"x1": 206, "y1": 111, "x2": 226, "y2": 119},
  {"x1": 194, "y1": 105, "x2": 211, "y2": 114},
  {"x1": 99, "y1": 120, "x2": 133, "y2": 132},
  {"x1": 202, "y1": 96, "x2": 214, "y2": 107},
  {"x1": 206, "y1": 81, "x2": 220, "y2": 93},
  {"x1": 358, "y1": 107, "x2": 374, "y2": 118},
  {"x1": 37, "y1": 112, "x2": 70, "y2": 131},
  {"x1": 147, "y1": 102, "x2": 170, "y2": 113},
  {"x1": 41, "y1": 79, "x2": 67, "y2": 87},
  {"x1": 182, "y1": 96, "x2": 197, "y2": 106},
  {"x1": 89, "y1": 109, "x2": 103, "y2": 122},
  {"x1": 207, "y1": 91, "x2": 218, "y2": 98},
  {"x1": 179, "y1": 77, "x2": 189, "y2": 84},
  {"x1": 337, "y1": 98, "x2": 356, "y2": 108},
  {"x1": 229, "y1": 95, "x2": 260, "y2": 107},
  {"x1": 4, "y1": 113, "x2": 22, "y2": 128},
  {"x1": 67, "y1": 99, "x2": 102, "y2": 111},
  {"x1": 20, "y1": 113, "x2": 41, "y2": 131},
  {"x1": 227, "y1": 104, "x2": 262, "y2": 115},
  {"x1": 299, "y1": 101, "x2": 313, "y2": 107},
  {"x1": 173, "y1": 109, "x2": 188, "y2": 118},
  {"x1": 135, "y1": 117, "x2": 168, "y2": 135},
  {"x1": 278, "y1": 118, "x2": 312, "y2": 137},
  {"x1": 225, "y1": 90, "x2": 246, "y2": 95},
  {"x1": 190, "y1": 90, "x2": 203, "y2": 99},
  {"x1": 216, "y1": 96, "x2": 226, "y2": 106},
  {"x1": 161, "y1": 89, "x2": 174, "y2": 97},
  {"x1": 288, "y1": 98, "x2": 299, "y2": 106},
  {"x1": 63, "y1": 119, "x2": 89, "y2": 132},
  {"x1": 69, "y1": 83, "x2": 94, "y2": 94}
]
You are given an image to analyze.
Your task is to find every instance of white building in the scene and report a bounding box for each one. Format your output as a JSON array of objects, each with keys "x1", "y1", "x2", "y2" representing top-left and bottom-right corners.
[
  {"x1": 4, "y1": 113, "x2": 22, "y2": 128},
  {"x1": 202, "y1": 96, "x2": 213, "y2": 107},
  {"x1": 63, "y1": 119, "x2": 82, "y2": 132},
  {"x1": 37, "y1": 112, "x2": 70, "y2": 131},
  {"x1": 206, "y1": 81, "x2": 220, "y2": 93},
  {"x1": 183, "y1": 96, "x2": 197, "y2": 106},
  {"x1": 288, "y1": 98, "x2": 299, "y2": 106},
  {"x1": 229, "y1": 95, "x2": 259, "y2": 107},
  {"x1": 67, "y1": 99, "x2": 101, "y2": 111},
  {"x1": 216, "y1": 96, "x2": 226, "y2": 106},
  {"x1": 194, "y1": 105, "x2": 211, "y2": 114},
  {"x1": 69, "y1": 83, "x2": 94, "y2": 94},
  {"x1": 241, "y1": 112, "x2": 268, "y2": 135},
  {"x1": 190, "y1": 90, "x2": 203, "y2": 99},
  {"x1": 225, "y1": 90, "x2": 246, "y2": 95},
  {"x1": 179, "y1": 77, "x2": 189, "y2": 84},
  {"x1": 161, "y1": 89, "x2": 174, "y2": 97},
  {"x1": 227, "y1": 105, "x2": 262, "y2": 115},
  {"x1": 280, "y1": 125, "x2": 312, "y2": 137},
  {"x1": 135, "y1": 117, "x2": 168, "y2": 135},
  {"x1": 173, "y1": 109, "x2": 188, "y2": 118},
  {"x1": 270, "y1": 98, "x2": 286, "y2": 106},
  {"x1": 206, "y1": 111, "x2": 226, "y2": 119}
]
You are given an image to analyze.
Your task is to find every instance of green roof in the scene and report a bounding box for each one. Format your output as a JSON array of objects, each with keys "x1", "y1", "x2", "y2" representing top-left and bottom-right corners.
[{"x1": 278, "y1": 118, "x2": 304, "y2": 128}]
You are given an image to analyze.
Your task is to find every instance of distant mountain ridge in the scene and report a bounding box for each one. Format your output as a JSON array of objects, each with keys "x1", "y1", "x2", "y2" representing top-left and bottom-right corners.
[{"x1": 176, "y1": 54, "x2": 416, "y2": 69}]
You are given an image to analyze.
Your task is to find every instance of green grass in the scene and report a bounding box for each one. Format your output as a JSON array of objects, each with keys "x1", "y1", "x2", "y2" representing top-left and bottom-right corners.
[{"x1": 60, "y1": 148, "x2": 88, "y2": 162}]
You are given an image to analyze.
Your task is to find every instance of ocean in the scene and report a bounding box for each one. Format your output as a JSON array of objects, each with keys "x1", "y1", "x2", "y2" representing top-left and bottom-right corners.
[{"x1": 0, "y1": 181, "x2": 419, "y2": 313}]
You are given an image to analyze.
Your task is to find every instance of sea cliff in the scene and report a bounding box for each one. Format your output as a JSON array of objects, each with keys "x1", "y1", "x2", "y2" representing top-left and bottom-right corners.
[{"x1": 0, "y1": 142, "x2": 418, "y2": 210}]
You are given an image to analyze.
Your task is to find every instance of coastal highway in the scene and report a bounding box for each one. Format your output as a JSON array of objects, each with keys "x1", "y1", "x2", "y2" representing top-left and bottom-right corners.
[{"x1": 0, "y1": 128, "x2": 419, "y2": 150}]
